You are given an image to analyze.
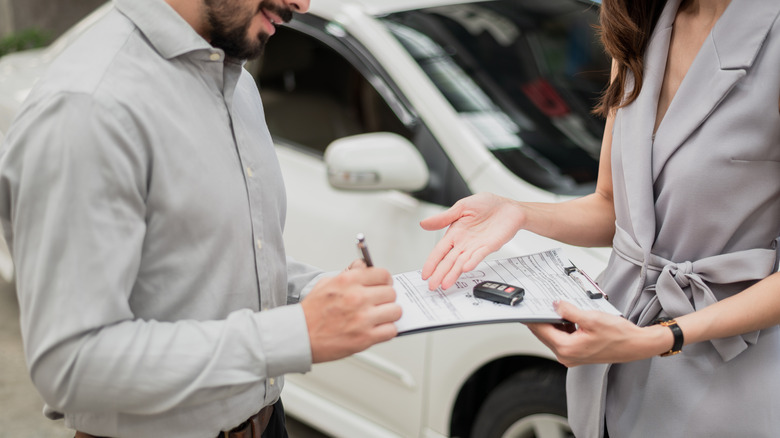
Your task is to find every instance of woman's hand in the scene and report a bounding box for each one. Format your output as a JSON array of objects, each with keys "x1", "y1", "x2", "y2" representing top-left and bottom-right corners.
[
  {"x1": 420, "y1": 193, "x2": 524, "y2": 290},
  {"x1": 526, "y1": 301, "x2": 674, "y2": 367}
]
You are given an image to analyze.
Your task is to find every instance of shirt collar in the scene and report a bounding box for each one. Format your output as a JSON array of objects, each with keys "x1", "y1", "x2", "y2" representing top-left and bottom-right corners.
[{"x1": 114, "y1": 0, "x2": 214, "y2": 60}]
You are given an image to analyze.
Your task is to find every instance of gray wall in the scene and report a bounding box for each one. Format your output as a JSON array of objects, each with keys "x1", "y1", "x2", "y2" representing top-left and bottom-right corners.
[{"x1": 0, "y1": 0, "x2": 105, "y2": 39}]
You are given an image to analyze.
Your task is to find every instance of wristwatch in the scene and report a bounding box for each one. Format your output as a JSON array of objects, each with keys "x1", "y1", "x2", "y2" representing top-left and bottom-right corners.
[{"x1": 653, "y1": 317, "x2": 684, "y2": 357}]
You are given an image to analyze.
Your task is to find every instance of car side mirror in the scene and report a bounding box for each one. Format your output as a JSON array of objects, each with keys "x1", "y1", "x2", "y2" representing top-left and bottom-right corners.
[{"x1": 325, "y1": 133, "x2": 429, "y2": 192}]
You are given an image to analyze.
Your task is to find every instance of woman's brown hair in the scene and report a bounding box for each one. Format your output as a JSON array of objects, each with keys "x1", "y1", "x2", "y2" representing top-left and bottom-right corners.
[{"x1": 594, "y1": 0, "x2": 669, "y2": 117}]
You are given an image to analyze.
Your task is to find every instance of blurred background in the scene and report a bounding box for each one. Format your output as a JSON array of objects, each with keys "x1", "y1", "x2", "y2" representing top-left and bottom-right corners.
[{"x1": 0, "y1": 0, "x2": 104, "y2": 54}]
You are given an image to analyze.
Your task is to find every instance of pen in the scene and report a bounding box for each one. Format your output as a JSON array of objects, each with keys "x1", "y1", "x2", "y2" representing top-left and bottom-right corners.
[{"x1": 356, "y1": 233, "x2": 374, "y2": 267}]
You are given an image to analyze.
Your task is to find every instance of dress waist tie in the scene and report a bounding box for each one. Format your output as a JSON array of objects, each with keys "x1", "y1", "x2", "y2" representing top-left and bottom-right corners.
[{"x1": 611, "y1": 226, "x2": 777, "y2": 361}]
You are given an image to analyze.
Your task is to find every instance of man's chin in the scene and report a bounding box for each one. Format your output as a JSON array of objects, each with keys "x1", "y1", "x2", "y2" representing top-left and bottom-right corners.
[
  {"x1": 245, "y1": 33, "x2": 270, "y2": 59},
  {"x1": 216, "y1": 36, "x2": 267, "y2": 60}
]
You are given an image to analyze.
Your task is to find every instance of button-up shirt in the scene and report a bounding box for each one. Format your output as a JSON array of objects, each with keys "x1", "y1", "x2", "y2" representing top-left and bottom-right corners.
[{"x1": 0, "y1": 0, "x2": 321, "y2": 436}]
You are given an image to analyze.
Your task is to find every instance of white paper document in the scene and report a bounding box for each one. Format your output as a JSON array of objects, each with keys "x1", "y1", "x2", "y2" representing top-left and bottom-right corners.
[{"x1": 394, "y1": 248, "x2": 622, "y2": 335}]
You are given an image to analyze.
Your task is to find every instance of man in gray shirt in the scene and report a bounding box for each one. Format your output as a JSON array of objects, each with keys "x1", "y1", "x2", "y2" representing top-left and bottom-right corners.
[{"x1": 0, "y1": 0, "x2": 402, "y2": 437}]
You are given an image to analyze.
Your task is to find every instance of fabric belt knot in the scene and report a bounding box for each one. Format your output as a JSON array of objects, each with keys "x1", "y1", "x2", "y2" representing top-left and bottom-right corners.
[
  {"x1": 612, "y1": 225, "x2": 776, "y2": 362},
  {"x1": 664, "y1": 261, "x2": 693, "y2": 288}
]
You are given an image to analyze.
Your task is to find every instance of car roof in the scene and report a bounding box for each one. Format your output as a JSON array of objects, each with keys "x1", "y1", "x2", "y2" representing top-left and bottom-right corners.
[
  {"x1": 308, "y1": 0, "x2": 491, "y2": 18},
  {"x1": 308, "y1": 0, "x2": 599, "y2": 21}
]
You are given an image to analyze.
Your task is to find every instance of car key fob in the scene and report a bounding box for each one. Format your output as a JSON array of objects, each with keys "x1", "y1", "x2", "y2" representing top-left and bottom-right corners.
[{"x1": 473, "y1": 281, "x2": 524, "y2": 306}]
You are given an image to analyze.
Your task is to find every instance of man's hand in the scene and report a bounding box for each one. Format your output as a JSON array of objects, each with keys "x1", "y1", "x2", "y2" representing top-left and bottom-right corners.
[{"x1": 301, "y1": 266, "x2": 402, "y2": 363}]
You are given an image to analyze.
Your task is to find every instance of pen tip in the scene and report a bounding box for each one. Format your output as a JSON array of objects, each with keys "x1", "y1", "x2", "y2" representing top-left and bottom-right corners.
[{"x1": 356, "y1": 233, "x2": 365, "y2": 242}]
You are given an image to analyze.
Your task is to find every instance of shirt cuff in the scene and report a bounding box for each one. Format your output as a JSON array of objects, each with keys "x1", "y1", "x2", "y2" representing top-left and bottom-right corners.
[
  {"x1": 255, "y1": 304, "x2": 312, "y2": 377},
  {"x1": 297, "y1": 271, "x2": 333, "y2": 301}
]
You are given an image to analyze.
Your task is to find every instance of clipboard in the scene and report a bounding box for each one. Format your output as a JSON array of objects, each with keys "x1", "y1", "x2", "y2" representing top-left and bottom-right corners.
[{"x1": 393, "y1": 248, "x2": 621, "y2": 335}]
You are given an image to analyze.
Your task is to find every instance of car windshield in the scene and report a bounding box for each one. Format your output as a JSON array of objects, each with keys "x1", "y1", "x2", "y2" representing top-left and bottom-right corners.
[{"x1": 380, "y1": 0, "x2": 609, "y2": 195}]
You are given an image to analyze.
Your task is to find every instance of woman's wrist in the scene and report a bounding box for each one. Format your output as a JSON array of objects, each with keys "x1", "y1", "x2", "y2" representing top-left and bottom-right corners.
[
  {"x1": 510, "y1": 200, "x2": 530, "y2": 230},
  {"x1": 643, "y1": 324, "x2": 677, "y2": 357},
  {"x1": 512, "y1": 201, "x2": 551, "y2": 237}
]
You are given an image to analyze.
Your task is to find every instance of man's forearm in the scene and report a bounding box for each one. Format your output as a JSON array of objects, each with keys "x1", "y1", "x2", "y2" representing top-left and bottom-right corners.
[{"x1": 28, "y1": 306, "x2": 311, "y2": 415}]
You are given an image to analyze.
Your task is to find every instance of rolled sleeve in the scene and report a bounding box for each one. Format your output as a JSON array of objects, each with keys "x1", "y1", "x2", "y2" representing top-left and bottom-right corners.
[{"x1": 286, "y1": 257, "x2": 325, "y2": 304}]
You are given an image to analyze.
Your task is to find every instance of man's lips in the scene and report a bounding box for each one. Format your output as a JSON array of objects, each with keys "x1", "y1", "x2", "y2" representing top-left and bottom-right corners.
[
  {"x1": 262, "y1": 9, "x2": 285, "y2": 25},
  {"x1": 258, "y1": 9, "x2": 280, "y2": 35}
]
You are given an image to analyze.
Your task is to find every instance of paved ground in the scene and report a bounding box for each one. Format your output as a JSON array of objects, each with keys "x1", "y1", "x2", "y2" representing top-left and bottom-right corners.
[{"x1": 0, "y1": 279, "x2": 329, "y2": 438}]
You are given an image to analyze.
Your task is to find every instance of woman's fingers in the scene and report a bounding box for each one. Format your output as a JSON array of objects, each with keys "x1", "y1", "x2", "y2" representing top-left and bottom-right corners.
[{"x1": 419, "y1": 206, "x2": 461, "y2": 231}]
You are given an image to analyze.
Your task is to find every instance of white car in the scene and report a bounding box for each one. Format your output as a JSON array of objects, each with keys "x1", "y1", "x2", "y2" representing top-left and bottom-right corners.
[{"x1": 0, "y1": 1, "x2": 610, "y2": 437}]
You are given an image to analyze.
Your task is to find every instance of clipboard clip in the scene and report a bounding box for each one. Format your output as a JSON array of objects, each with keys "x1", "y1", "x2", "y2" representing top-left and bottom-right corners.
[{"x1": 564, "y1": 265, "x2": 605, "y2": 299}]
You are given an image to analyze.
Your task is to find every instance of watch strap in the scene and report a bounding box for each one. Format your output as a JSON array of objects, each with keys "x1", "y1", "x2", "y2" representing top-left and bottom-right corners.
[{"x1": 653, "y1": 317, "x2": 684, "y2": 357}]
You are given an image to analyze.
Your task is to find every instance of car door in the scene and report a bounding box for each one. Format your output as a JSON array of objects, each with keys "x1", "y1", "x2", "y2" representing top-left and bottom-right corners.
[{"x1": 248, "y1": 17, "x2": 469, "y2": 436}]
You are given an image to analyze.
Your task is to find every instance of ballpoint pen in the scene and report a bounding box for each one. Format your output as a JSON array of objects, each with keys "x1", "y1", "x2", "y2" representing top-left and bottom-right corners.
[{"x1": 356, "y1": 233, "x2": 374, "y2": 267}]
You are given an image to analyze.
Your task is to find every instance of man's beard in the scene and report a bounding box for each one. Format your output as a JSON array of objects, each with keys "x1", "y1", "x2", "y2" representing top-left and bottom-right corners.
[{"x1": 205, "y1": 0, "x2": 293, "y2": 60}]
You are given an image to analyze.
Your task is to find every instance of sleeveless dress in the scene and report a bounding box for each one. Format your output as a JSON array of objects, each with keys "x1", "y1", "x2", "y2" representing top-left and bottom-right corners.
[{"x1": 567, "y1": 0, "x2": 780, "y2": 436}]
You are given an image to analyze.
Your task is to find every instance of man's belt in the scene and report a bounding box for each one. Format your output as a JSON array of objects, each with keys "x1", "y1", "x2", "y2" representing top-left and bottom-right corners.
[
  {"x1": 73, "y1": 404, "x2": 274, "y2": 438},
  {"x1": 218, "y1": 404, "x2": 274, "y2": 438}
]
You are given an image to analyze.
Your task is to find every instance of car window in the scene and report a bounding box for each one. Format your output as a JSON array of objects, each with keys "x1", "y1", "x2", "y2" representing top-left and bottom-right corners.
[
  {"x1": 250, "y1": 26, "x2": 413, "y2": 155},
  {"x1": 380, "y1": 0, "x2": 610, "y2": 195},
  {"x1": 248, "y1": 21, "x2": 472, "y2": 207}
]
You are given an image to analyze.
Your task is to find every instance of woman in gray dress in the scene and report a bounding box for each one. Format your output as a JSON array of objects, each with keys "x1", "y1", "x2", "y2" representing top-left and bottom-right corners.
[{"x1": 420, "y1": 0, "x2": 780, "y2": 436}]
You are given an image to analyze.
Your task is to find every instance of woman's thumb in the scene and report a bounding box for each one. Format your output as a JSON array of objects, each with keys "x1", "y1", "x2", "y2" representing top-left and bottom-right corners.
[
  {"x1": 420, "y1": 207, "x2": 459, "y2": 231},
  {"x1": 553, "y1": 300, "x2": 583, "y2": 323}
]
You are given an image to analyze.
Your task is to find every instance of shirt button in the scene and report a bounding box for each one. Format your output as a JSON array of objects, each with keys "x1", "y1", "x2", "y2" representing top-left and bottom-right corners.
[
  {"x1": 269, "y1": 378, "x2": 275, "y2": 386},
  {"x1": 209, "y1": 52, "x2": 221, "y2": 61},
  {"x1": 246, "y1": 166, "x2": 254, "y2": 178},
  {"x1": 256, "y1": 239, "x2": 262, "y2": 250}
]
